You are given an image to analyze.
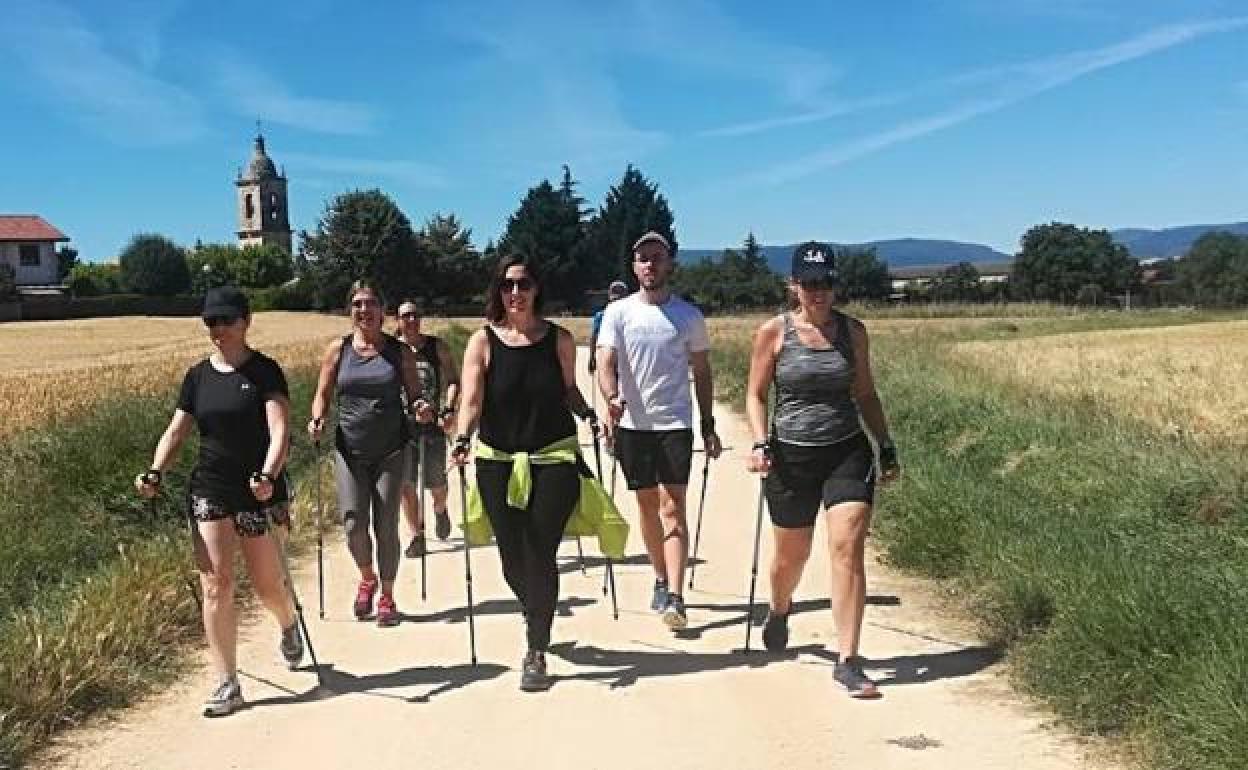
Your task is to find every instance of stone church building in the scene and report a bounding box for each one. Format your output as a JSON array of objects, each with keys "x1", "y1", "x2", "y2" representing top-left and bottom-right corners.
[{"x1": 236, "y1": 132, "x2": 292, "y2": 254}]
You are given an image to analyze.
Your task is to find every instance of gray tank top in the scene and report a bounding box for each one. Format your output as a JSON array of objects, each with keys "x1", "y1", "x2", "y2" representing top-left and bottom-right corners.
[
  {"x1": 335, "y1": 336, "x2": 406, "y2": 462},
  {"x1": 773, "y1": 313, "x2": 861, "y2": 446}
]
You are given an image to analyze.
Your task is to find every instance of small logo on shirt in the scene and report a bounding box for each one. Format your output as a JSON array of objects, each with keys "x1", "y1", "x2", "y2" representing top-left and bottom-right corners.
[{"x1": 240, "y1": 382, "x2": 253, "y2": 391}]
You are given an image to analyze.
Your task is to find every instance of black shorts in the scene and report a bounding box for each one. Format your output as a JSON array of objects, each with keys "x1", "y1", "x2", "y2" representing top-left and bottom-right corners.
[
  {"x1": 614, "y1": 428, "x2": 694, "y2": 490},
  {"x1": 191, "y1": 496, "x2": 291, "y2": 537},
  {"x1": 764, "y1": 433, "x2": 875, "y2": 529}
]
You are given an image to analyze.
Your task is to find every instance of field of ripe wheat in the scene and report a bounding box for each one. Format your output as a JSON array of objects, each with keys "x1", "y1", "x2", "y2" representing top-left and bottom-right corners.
[
  {"x1": 950, "y1": 320, "x2": 1248, "y2": 444},
  {"x1": 0, "y1": 312, "x2": 478, "y2": 439}
]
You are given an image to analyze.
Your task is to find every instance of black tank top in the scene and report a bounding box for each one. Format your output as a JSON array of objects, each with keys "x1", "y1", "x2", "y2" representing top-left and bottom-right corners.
[{"x1": 479, "y1": 323, "x2": 576, "y2": 453}]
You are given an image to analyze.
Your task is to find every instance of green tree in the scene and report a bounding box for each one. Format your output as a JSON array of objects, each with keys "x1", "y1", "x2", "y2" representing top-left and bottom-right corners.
[
  {"x1": 186, "y1": 244, "x2": 237, "y2": 292},
  {"x1": 56, "y1": 246, "x2": 79, "y2": 282},
  {"x1": 231, "y1": 243, "x2": 293, "y2": 288},
  {"x1": 299, "y1": 189, "x2": 419, "y2": 309},
  {"x1": 498, "y1": 169, "x2": 589, "y2": 306},
  {"x1": 68, "y1": 263, "x2": 123, "y2": 296},
  {"x1": 582, "y1": 165, "x2": 676, "y2": 289},
  {"x1": 1011, "y1": 222, "x2": 1136, "y2": 302},
  {"x1": 1177, "y1": 232, "x2": 1248, "y2": 307},
  {"x1": 119, "y1": 234, "x2": 190, "y2": 295},
  {"x1": 836, "y1": 246, "x2": 890, "y2": 301},
  {"x1": 417, "y1": 213, "x2": 484, "y2": 305},
  {"x1": 931, "y1": 261, "x2": 981, "y2": 302},
  {"x1": 672, "y1": 233, "x2": 784, "y2": 313}
]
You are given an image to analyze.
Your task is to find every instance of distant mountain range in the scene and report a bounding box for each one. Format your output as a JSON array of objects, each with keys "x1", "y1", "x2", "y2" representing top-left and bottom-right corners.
[{"x1": 681, "y1": 221, "x2": 1248, "y2": 273}]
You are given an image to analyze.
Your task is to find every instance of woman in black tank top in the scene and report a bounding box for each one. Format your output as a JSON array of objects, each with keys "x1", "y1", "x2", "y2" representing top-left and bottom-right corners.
[
  {"x1": 744, "y1": 242, "x2": 901, "y2": 699},
  {"x1": 452, "y1": 256, "x2": 597, "y2": 691}
]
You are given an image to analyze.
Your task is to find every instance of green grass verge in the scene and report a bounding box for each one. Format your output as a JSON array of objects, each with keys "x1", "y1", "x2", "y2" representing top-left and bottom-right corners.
[
  {"x1": 0, "y1": 370, "x2": 320, "y2": 768},
  {"x1": 709, "y1": 314, "x2": 1248, "y2": 770}
]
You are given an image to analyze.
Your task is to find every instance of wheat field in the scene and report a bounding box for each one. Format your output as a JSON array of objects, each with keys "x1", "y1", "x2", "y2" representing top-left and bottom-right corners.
[
  {"x1": 951, "y1": 320, "x2": 1248, "y2": 443},
  {"x1": 0, "y1": 312, "x2": 474, "y2": 440}
]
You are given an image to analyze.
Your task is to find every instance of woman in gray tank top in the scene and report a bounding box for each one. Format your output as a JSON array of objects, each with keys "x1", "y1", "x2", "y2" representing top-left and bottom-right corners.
[
  {"x1": 745, "y1": 242, "x2": 901, "y2": 699},
  {"x1": 307, "y1": 281, "x2": 433, "y2": 627}
]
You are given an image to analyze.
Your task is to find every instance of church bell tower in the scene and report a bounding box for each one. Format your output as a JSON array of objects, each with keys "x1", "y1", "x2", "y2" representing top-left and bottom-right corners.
[{"x1": 236, "y1": 127, "x2": 292, "y2": 254}]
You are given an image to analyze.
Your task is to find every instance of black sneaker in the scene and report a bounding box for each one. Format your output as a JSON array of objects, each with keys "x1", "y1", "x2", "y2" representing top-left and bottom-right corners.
[
  {"x1": 405, "y1": 534, "x2": 426, "y2": 559},
  {"x1": 279, "y1": 621, "x2": 303, "y2": 669},
  {"x1": 662, "y1": 593, "x2": 688, "y2": 630},
  {"x1": 762, "y1": 609, "x2": 789, "y2": 652},
  {"x1": 650, "y1": 579, "x2": 669, "y2": 613},
  {"x1": 520, "y1": 650, "x2": 551, "y2": 692},
  {"x1": 833, "y1": 656, "x2": 881, "y2": 699},
  {"x1": 202, "y1": 676, "x2": 243, "y2": 717},
  {"x1": 434, "y1": 509, "x2": 452, "y2": 541}
]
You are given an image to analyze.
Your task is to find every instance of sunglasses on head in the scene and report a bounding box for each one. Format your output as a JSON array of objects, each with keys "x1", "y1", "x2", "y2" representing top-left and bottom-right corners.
[
  {"x1": 351, "y1": 297, "x2": 379, "y2": 309},
  {"x1": 203, "y1": 315, "x2": 238, "y2": 328},
  {"x1": 501, "y1": 277, "x2": 535, "y2": 292},
  {"x1": 798, "y1": 277, "x2": 833, "y2": 291}
]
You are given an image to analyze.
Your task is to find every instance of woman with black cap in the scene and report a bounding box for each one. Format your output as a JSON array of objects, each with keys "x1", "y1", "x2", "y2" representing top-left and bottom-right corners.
[
  {"x1": 135, "y1": 286, "x2": 302, "y2": 717},
  {"x1": 744, "y1": 242, "x2": 901, "y2": 699}
]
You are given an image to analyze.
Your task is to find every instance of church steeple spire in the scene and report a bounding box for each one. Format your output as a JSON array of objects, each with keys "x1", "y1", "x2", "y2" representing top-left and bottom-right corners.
[{"x1": 235, "y1": 126, "x2": 292, "y2": 254}]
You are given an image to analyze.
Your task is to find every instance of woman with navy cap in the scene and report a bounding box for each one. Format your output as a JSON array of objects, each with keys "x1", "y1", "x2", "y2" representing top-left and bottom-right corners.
[{"x1": 744, "y1": 242, "x2": 900, "y2": 699}]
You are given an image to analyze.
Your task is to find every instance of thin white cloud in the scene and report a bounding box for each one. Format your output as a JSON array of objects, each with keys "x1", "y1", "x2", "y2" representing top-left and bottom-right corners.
[
  {"x1": 699, "y1": 92, "x2": 909, "y2": 138},
  {"x1": 213, "y1": 57, "x2": 380, "y2": 136},
  {"x1": 281, "y1": 152, "x2": 446, "y2": 188},
  {"x1": 742, "y1": 17, "x2": 1248, "y2": 186},
  {"x1": 3, "y1": 0, "x2": 204, "y2": 144}
]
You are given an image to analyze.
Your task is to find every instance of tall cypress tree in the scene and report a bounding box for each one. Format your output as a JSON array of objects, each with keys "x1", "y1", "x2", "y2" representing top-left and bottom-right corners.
[
  {"x1": 582, "y1": 165, "x2": 676, "y2": 289},
  {"x1": 498, "y1": 169, "x2": 589, "y2": 307}
]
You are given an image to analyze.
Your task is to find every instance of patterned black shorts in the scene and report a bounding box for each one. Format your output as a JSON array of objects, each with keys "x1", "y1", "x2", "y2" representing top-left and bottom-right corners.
[{"x1": 190, "y1": 496, "x2": 291, "y2": 537}]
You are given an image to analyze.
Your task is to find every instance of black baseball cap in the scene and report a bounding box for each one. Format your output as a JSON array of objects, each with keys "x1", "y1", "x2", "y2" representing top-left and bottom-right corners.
[
  {"x1": 201, "y1": 286, "x2": 250, "y2": 319},
  {"x1": 791, "y1": 241, "x2": 835, "y2": 281},
  {"x1": 632, "y1": 231, "x2": 671, "y2": 253}
]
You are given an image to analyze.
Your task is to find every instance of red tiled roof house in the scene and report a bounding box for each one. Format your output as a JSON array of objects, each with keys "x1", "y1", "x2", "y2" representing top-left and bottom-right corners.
[{"x1": 0, "y1": 215, "x2": 69, "y2": 286}]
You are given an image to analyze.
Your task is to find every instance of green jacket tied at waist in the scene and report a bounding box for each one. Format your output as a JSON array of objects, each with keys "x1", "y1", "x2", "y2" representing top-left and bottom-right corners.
[{"x1": 462, "y1": 435, "x2": 629, "y2": 559}]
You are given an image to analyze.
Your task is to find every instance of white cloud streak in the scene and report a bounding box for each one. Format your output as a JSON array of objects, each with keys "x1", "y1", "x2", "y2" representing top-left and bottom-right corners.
[
  {"x1": 3, "y1": 0, "x2": 205, "y2": 144},
  {"x1": 281, "y1": 152, "x2": 446, "y2": 188},
  {"x1": 213, "y1": 57, "x2": 380, "y2": 136},
  {"x1": 743, "y1": 17, "x2": 1248, "y2": 186}
]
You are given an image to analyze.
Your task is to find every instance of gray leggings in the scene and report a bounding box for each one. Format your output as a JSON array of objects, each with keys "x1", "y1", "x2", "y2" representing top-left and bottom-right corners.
[{"x1": 334, "y1": 446, "x2": 408, "y2": 582}]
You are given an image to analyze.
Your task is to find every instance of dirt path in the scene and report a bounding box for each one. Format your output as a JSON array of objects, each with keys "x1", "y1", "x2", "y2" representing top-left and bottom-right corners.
[{"x1": 37, "y1": 348, "x2": 1114, "y2": 770}]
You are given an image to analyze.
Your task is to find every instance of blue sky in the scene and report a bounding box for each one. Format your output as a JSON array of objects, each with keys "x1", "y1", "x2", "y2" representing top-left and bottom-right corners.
[{"x1": 2, "y1": 0, "x2": 1246, "y2": 262}]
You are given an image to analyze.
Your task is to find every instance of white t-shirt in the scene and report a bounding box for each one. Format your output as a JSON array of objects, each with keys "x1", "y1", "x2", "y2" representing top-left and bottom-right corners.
[{"x1": 598, "y1": 293, "x2": 710, "y2": 431}]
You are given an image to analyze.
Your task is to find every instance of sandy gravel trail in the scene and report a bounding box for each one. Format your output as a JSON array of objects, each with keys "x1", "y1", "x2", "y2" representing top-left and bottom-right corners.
[{"x1": 37, "y1": 348, "x2": 1112, "y2": 770}]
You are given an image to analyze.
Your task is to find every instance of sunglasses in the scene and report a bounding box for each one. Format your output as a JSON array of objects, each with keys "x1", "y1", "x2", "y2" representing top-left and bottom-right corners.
[
  {"x1": 797, "y1": 278, "x2": 834, "y2": 291},
  {"x1": 399, "y1": 312, "x2": 421, "y2": 321},
  {"x1": 203, "y1": 315, "x2": 239, "y2": 328},
  {"x1": 501, "y1": 277, "x2": 536, "y2": 293},
  {"x1": 351, "y1": 297, "x2": 379, "y2": 309}
]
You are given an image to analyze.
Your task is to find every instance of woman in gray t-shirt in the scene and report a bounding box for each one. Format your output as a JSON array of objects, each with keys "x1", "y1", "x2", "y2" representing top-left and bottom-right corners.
[
  {"x1": 744, "y1": 242, "x2": 901, "y2": 699},
  {"x1": 307, "y1": 281, "x2": 431, "y2": 627}
]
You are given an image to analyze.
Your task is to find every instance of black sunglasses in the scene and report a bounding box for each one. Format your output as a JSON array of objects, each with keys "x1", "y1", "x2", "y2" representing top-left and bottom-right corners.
[
  {"x1": 399, "y1": 311, "x2": 420, "y2": 321},
  {"x1": 203, "y1": 315, "x2": 238, "y2": 328},
  {"x1": 501, "y1": 277, "x2": 536, "y2": 292},
  {"x1": 797, "y1": 278, "x2": 834, "y2": 291}
]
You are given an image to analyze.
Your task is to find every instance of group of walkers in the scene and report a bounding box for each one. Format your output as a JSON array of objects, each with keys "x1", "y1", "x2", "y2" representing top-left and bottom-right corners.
[{"x1": 135, "y1": 231, "x2": 901, "y2": 716}]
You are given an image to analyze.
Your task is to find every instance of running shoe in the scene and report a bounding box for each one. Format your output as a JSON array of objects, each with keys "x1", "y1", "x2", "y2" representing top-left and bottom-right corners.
[
  {"x1": 202, "y1": 676, "x2": 243, "y2": 718},
  {"x1": 762, "y1": 609, "x2": 789, "y2": 652},
  {"x1": 435, "y1": 509, "x2": 452, "y2": 541},
  {"x1": 376, "y1": 593, "x2": 399, "y2": 627},
  {"x1": 662, "y1": 593, "x2": 688, "y2": 630},
  {"x1": 833, "y1": 656, "x2": 881, "y2": 699},
  {"x1": 279, "y1": 621, "x2": 303, "y2": 669},
  {"x1": 354, "y1": 578, "x2": 378, "y2": 620},
  {"x1": 405, "y1": 533, "x2": 426, "y2": 559},
  {"x1": 650, "y1": 579, "x2": 669, "y2": 613},
  {"x1": 520, "y1": 650, "x2": 551, "y2": 692}
]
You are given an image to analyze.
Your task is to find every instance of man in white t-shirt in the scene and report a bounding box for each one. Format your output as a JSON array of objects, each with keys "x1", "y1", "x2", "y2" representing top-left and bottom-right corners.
[{"x1": 596, "y1": 231, "x2": 722, "y2": 631}]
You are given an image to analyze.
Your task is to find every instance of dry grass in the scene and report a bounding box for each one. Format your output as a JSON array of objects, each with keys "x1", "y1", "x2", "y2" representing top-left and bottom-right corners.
[
  {"x1": 951, "y1": 320, "x2": 1248, "y2": 444},
  {"x1": 0, "y1": 312, "x2": 479, "y2": 440}
]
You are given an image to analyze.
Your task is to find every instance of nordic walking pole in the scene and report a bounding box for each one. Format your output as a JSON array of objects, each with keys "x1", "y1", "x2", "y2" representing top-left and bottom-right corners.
[
  {"x1": 575, "y1": 536, "x2": 587, "y2": 576},
  {"x1": 259, "y1": 477, "x2": 325, "y2": 687},
  {"x1": 142, "y1": 474, "x2": 202, "y2": 614},
  {"x1": 744, "y1": 478, "x2": 767, "y2": 654},
  {"x1": 688, "y1": 454, "x2": 711, "y2": 591},
  {"x1": 314, "y1": 439, "x2": 325, "y2": 620},
  {"x1": 456, "y1": 463, "x2": 478, "y2": 666},
  {"x1": 417, "y1": 434, "x2": 427, "y2": 601},
  {"x1": 590, "y1": 423, "x2": 619, "y2": 620}
]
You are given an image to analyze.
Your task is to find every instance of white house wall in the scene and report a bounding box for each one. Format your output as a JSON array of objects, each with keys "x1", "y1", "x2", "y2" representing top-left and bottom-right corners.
[{"x1": 0, "y1": 242, "x2": 59, "y2": 285}]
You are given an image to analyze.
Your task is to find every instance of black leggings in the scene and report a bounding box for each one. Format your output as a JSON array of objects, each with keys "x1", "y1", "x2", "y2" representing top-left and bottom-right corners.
[{"x1": 476, "y1": 459, "x2": 579, "y2": 651}]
